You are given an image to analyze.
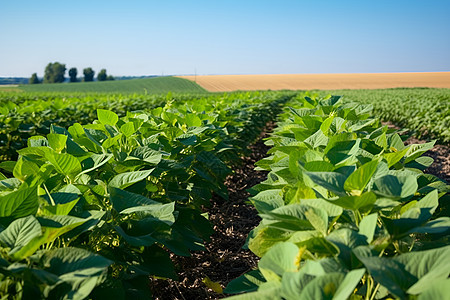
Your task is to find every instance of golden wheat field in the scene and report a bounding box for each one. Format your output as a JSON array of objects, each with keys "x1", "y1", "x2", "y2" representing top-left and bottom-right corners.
[{"x1": 178, "y1": 72, "x2": 450, "y2": 92}]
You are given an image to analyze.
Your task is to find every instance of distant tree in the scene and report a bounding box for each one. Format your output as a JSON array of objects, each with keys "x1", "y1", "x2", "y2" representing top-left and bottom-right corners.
[
  {"x1": 43, "y1": 62, "x2": 66, "y2": 83},
  {"x1": 29, "y1": 73, "x2": 40, "y2": 84},
  {"x1": 68, "y1": 68, "x2": 78, "y2": 82},
  {"x1": 97, "y1": 69, "x2": 107, "y2": 81},
  {"x1": 106, "y1": 75, "x2": 115, "y2": 81},
  {"x1": 83, "y1": 68, "x2": 95, "y2": 82}
]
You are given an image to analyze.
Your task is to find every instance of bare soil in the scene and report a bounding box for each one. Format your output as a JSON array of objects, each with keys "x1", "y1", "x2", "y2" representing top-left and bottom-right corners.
[{"x1": 178, "y1": 72, "x2": 450, "y2": 92}]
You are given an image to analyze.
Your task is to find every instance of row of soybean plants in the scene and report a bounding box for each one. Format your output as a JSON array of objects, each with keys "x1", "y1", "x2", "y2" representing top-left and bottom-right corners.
[
  {"x1": 321, "y1": 88, "x2": 450, "y2": 144},
  {"x1": 225, "y1": 95, "x2": 449, "y2": 299},
  {"x1": 0, "y1": 92, "x2": 188, "y2": 161},
  {"x1": 0, "y1": 91, "x2": 293, "y2": 299}
]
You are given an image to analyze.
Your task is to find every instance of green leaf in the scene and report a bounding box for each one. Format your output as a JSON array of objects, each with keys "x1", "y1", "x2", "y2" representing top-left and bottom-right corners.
[
  {"x1": 355, "y1": 245, "x2": 450, "y2": 298},
  {"x1": 0, "y1": 215, "x2": 41, "y2": 256},
  {"x1": 225, "y1": 270, "x2": 266, "y2": 294},
  {"x1": 79, "y1": 153, "x2": 113, "y2": 176},
  {"x1": 47, "y1": 133, "x2": 68, "y2": 153},
  {"x1": 372, "y1": 174, "x2": 418, "y2": 200},
  {"x1": 385, "y1": 190, "x2": 439, "y2": 236},
  {"x1": 97, "y1": 109, "x2": 119, "y2": 126},
  {"x1": 333, "y1": 268, "x2": 366, "y2": 300},
  {"x1": 108, "y1": 169, "x2": 154, "y2": 189},
  {"x1": 328, "y1": 192, "x2": 377, "y2": 211},
  {"x1": 48, "y1": 152, "x2": 82, "y2": 181},
  {"x1": 258, "y1": 242, "x2": 299, "y2": 280},
  {"x1": 109, "y1": 187, "x2": 160, "y2": 212},
  {"x1": 129, "y1": 147, "x2": 162, "y2": 165},
  {"x1": 358, "y1": 213, "x2": 378, "y2": 243},
  {"x1": 404, "y1": 141, "x2": 436, "y2": 164},
  {"x1": 400, "y1": 245, "x2": 450, "y2": 295},
  {"x1": 344, "y1": 160, "x2": 379, "y2": 195},
  {"x1": 40, "y1": 247, "x2": 112, "y2": 300},
  {"x1": 120, "y1": 122, "x2": 136, "y2": 137},
  {"x1": 28, "y1": 136, "x2": 49, "y2": 147},
  {"x1": 305, "y1": 171, "x2": 347, "y2": 196},
  {"x1": 418, "y1": 278, "x2": 450, "y2": 300},
  {"x1": 0, "y1": 182, "x2": 39, "y2": 218},
  {"x1": 304, "y1": 206, "x2": 328, "y2": 236},
  {"x1": 383, "y1": 148, "x2": 409, "y2": 168}
]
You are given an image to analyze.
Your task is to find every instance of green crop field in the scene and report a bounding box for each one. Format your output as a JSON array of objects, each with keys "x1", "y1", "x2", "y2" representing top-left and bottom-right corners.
[
  {"x1": 318, "y1": 88, "x2": 450, "y2": 144},
  {"x1": 0, "y1": 87, "x2": 448, "y2": 299},
  {"x1": 18, "y1": 76, "x2": 208, "y2": 94}
]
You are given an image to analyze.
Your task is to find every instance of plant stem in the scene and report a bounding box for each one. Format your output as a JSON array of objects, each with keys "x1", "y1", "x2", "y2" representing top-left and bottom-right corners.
[{"x1": 369, "y1": 283, "x2": 380, "y2": 300}]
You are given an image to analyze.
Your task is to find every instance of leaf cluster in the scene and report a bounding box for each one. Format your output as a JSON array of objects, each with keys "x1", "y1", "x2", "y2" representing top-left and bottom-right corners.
[{"x1": 226, "y1": 94, "x2": 450, "y2": 299}]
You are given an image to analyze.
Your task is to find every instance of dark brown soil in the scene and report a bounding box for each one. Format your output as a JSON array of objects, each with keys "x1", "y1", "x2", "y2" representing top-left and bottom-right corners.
[{"x1": 150, "y1": 124, "x2": 273, "y2": 300}]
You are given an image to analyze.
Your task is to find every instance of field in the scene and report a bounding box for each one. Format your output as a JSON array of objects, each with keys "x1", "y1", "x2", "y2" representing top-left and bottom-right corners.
[
  {"x1": 0, "y1": 81, "x2": 448, "y2": 299},
  {"x1": 17, "y1": 76, "x2": 207, "y2": 94},
  {"x1": 178, "y1": 72, "x2": 450, "y2": 91}
]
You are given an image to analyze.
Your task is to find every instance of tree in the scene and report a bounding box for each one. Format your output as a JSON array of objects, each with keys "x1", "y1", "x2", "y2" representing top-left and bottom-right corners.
[
  {"x1": 68, "y1": 68, "x2": 78, "y2": 82},
  {"x1": 29, "y1": 73, "x2": 40, "y2": 84},
  {"x1": 97, "y1": 69, "x2": 107, "y2": 81},
  {"x1": 83, "y1": 68, "x2": 95, "y2": 82},
  {"x1": 106, "y1": 75, "x2": 115, "y2": 81},
  {"x1": 43, "y1": 62, "x2": 66, "y2": 83}
]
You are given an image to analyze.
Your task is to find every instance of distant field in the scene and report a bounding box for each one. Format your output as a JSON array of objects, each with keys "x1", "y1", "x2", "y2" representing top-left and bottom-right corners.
[
  {"x1": 178, "y1": 72, "x2": 450, "y2": 91},
  {"x1": 19, "y1": 76, "x2": 207, "y2": 94}
]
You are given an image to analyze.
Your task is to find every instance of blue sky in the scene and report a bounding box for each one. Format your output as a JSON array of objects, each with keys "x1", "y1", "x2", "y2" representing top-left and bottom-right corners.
[{"x1": 1, "y1": 0, "x2": 449, "y2": 77}]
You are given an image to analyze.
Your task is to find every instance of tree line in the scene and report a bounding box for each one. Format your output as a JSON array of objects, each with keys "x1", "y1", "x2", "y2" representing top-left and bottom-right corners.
[{"x1": 29, "y1": 62, "x2": 114, "y2": 84}]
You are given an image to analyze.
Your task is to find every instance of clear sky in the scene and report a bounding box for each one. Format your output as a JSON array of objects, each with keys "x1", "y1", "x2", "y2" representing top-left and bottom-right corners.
[{"x1": 1, "y1": 0, "x2": 449, "y2": 77}]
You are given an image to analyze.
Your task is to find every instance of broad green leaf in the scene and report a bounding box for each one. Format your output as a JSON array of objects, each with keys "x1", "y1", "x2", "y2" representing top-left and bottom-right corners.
[
  {"x1": 120, "y1": 203, "x2": 175, "y2": 225},
  {"x1": 40, "y1": 247, "x2": 112, "y2": 299},
  {"x1": 372, "y1": 174, "x2": 418, "y2": 200},
  {"x1": 129, "y1": 146, "x2": 162, "y2": 165},
  {"x1": 249, "y1": 227, "x2": 294, "y2": 257},
  {"x1": 418, "y1": 278, "x2": 450, "y2": 300},
  {"x1": 227, "y1": 281, "x2": 281, "y2": 300},
  {"x1": 298, "y1": 273, "x2": 345, "y2": 300},
  {"x1": 40, "y1": 198, "x2": 79, "y2": 216},
  {"x1": 333, "y1": 268, "x2": 366, "y2": 300},
  {"x1": 0, "y1": 215, "x2": 41, "y2": 256},
  {"x1": 0, "y1": 182, "x2": 39, "y2": 218},
  {"x1": 120, "y1": 122, "x2": 136, "y2": 137},
  {"x1": 108, "y1": 169, "x2": 154, "y2": 189},
  {"x1": 407, "y1": 217, "x2": 450, "y2": 234},
  {"x1": 48, "y1": 152, "x2": 82, "y2": 181},
  {"x1": 385, "y1": 190, "x2": 439, "y2": 236},
  {"x1": 97, "y1": 109, "x2": 119, "y2": 126},
  {"x1": 383, "y1": 147, "x2": 409, "y2": 168},
  {"x1": 225, "y1": 270, "x2": 266, "y2": 294},
  {"x1": 400, "y1": 245, "x2": 450, "y2": 295},
  {"x1": 13, "y1": 157, "x2": 40, "y2": 181},
  {"x1": 304, "y1": 206, "x2": 328, "y2": 235},
  {"x1": 28, "y1": 136, "x2": 49, "y2": 147},
  {"x1": 404, "y1": 141, "x2": 436, "y2": 163},
  {"x1": 358, "y1": 213, "x2": 378, "y2": 243},
  {"x1": 109, "y1": 187, "x2": 160, "y2": 212},
  {"x1": 344, "y1": 160, "x2": 379, "y2": 195},
  {"x1": 47, "y1": 133, "x2": 67, "y2": 153},
  {"x1": 259, "y1": 242, "x2": 299, "y2": 280},
  {"x1": 304, "y1": 129, "x2": 329, "y2": 149},
  {"x1": 79, "y1": 153, "x2": 113, "y2": 176},
  {"x1": 305, "y1": 171, "x2": 347, "y2": 196},
  {"x1": 327, "y1": 192, "x2": 377, "y2": 211}
]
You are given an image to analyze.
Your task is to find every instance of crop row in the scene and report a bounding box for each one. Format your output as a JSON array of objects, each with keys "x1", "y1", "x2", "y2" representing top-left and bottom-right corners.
[
  {"x1": 320, "y1": 88, "x2": 450, "y2": 144},
  {"x1": 0, "y1": 91, "x2": 282, "y2": 161},
  {"x1": 0, "y1": 92, "x2": 293, "y2": 299},
  {"x1": 225, "y1": 95, "x2": 450, "y2": 299}
]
